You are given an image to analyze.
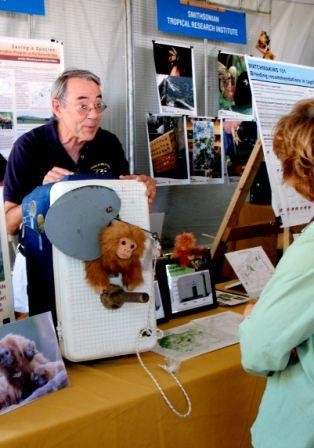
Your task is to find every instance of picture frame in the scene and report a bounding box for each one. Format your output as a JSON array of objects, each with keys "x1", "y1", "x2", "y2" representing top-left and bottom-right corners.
[
  {"x1": 155, "y1": 251, "x2": 217, "y2": 319},
  {"x1": 0, "y1": 312, "x2": 69, "y2": 415}
]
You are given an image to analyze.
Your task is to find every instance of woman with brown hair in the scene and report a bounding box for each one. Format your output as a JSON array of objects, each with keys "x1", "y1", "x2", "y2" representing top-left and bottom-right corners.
[{"x1": 239, "y1": 98, "x2": 314, "y2": 448}]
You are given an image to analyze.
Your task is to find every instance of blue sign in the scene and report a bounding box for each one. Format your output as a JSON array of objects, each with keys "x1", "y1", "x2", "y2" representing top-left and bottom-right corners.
[
  {"x1": 246, "y1": 56, "x2": 314, "y2": 88},
  {"x1": 156, "y1": 0, "x2": 246, "y2": 45},
  {"x1": 0, "y1": 0, "x2": 45, "y2": 16}
]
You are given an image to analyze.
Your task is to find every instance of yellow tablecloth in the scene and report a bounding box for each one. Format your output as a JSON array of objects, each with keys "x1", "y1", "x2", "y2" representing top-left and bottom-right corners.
[{"x1": 0, "y1": 306, "x2": 265, "y2": 448}]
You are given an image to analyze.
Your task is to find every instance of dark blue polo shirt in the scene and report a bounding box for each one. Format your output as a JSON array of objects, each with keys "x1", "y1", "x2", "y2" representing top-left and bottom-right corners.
[{"x1": 4, "y1": 118, "x2": 129, "y2": 204}]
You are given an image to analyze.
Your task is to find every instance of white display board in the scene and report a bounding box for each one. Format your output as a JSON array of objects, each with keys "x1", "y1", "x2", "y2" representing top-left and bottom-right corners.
[
  {"x1": 50, "y1": 180, "x2": 157, "y2": 362},
  {"x1": 246, "y1": 56, "x2": 314, "y2": 227},
  {"x1": 0, "y1": 36, "x2": 64, "y2": 159}
]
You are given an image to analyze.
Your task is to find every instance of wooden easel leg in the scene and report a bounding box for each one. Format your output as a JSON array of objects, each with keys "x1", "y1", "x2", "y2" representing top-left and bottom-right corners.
[
  {"x1": 211, "y1": 140, "x2": 264, "y2": 270},
  {"x1": 282, "y1": 227, "x2": 292, "y2": 251}
]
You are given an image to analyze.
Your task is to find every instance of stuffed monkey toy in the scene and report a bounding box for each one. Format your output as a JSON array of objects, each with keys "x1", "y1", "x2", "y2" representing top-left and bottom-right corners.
[
  {"x1": 171, "y1": 232, "x2": 208, "y2": 268},
  {"x1": 85, "y1": 220, "x2": 146, "y2": 294}
]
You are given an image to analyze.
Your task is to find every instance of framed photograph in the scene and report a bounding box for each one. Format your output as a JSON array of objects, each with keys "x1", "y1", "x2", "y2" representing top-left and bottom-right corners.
[
  {"x1": 155, "y1": 252, "x2": 217, "y2": 319},
  {"x1": 0, "y1": 312, "x2": 69, "y2": 415}
]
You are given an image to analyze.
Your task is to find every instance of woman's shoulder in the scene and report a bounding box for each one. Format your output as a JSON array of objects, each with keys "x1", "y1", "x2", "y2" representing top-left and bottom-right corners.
[{"x1": 273, "y1": 222, "x2": 314, "y2": 275}]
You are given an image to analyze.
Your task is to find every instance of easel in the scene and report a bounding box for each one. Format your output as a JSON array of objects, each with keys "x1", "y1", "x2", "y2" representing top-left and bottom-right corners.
[{"x1": 211, "y1": 139, "x2": 282, "y2": 282}]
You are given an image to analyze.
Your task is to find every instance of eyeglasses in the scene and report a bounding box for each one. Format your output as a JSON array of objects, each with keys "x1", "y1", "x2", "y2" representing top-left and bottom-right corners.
[
  {"x1": 75, "y1": 101, "x2": 107, "y2": 115},
  {"x1": 62, "y1": 100, "x2": 107, "y2": 116}
]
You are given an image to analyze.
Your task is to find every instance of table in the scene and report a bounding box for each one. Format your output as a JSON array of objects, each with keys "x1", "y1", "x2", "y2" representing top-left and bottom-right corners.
[{"x1": 0, "y1": 305, "x2": 265, "y2": 448}]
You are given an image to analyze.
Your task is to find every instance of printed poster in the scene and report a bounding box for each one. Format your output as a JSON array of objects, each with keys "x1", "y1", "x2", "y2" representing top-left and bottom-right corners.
[
  {"x1": 153, "y1": 42, "x2": 197, "y2": 115},
  {"x1": 146, "y1": 114, "x2": 189, "y2": 185},
  {"x1": 185, "y1": 116, "x2": 223, "y2": 183},
  {"x1": 246, "y1": 56, "x2": 314, "y2": 227},
  {"x1": 218, "y1": 52, "x2": 253, "y2": 119},
  {"x1": 222, "y1": 119, "x2": 258, "y2": 181},
  {"x1": 0, "y1": 36, "x2": 64, "y2": 160}
]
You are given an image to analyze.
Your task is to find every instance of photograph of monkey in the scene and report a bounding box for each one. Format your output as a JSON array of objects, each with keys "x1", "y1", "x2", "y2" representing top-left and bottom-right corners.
[
  {"x1": 218, "y1": 52, "x2": 253, "y2": 117},
  {"x1": 0, "y1": 313, "x2": 69, "y2": 415}
]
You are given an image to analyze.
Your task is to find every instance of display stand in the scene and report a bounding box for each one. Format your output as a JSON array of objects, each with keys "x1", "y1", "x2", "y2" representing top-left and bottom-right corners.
[{"x1": 211, "y1": 139, "x2": 282, "y2": 283}]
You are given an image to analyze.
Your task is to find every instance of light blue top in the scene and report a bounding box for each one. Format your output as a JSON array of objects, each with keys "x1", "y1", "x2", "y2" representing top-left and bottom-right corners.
[{"x1": 239, "y1": 222, "x2": 314, "y2": 448}]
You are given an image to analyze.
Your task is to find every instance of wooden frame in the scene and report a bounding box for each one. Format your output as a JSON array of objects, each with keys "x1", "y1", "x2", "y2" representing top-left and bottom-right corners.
[{"x1": 211, "y1": 139, "x2": 282, "y2": 282}]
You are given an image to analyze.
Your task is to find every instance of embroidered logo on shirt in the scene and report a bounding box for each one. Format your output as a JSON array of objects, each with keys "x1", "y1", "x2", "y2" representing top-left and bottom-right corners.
[{"x1": 89, "y1": 162, "x2": 111, "y2": 174}]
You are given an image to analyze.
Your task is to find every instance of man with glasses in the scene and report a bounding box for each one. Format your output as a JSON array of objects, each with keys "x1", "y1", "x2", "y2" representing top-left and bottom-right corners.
[
  {"x1": 3, "y1": 69, "x2": 156, "y2": 320},
  {"x1": 4, "y1": 68, "x2": 156, "y2": 235}
]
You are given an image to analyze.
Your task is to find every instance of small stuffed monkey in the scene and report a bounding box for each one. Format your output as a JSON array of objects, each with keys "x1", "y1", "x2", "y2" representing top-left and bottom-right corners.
[
  {"x1": 171, "y1": 232, "x2": 208, "y2": 268},
  {"x1": 85, "y1": 220, "x2": 146, "y2": 294}
]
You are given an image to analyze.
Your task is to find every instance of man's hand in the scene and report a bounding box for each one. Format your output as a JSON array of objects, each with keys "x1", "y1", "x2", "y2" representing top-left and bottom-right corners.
[
  {"x1": 42, "y1": 166, "x2": 74, "y2": 184},
  {"x1": 119, "y1": 174, "x2": 156, "y2": 210}
]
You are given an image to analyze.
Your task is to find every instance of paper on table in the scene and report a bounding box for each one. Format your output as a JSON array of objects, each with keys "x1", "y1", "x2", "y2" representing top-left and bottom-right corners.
[
  {"x1": 216, "y1": 291, "x2": 250, "y2": 307},
  {"x1": 152, "y1": 311, "x2": 243, "y2": 361},
  {"x1": 225, "y1": 246, "x2": 275, "y2": 298}
]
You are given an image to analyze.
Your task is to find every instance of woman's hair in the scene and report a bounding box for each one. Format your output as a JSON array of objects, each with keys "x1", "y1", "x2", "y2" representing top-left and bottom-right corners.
[
  {"x1": 51, "y1": 68, "x2": 101, "y2": 104},
  {"x1": 273, "y1": 98, "x2": 314, "y2": 201}
]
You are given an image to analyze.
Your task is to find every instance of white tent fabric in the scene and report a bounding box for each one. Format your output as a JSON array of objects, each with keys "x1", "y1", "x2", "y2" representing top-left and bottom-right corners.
[
  {"x1": 0, "y1": 1, "x2": 128, "y2": 152},
  {"x1": 272, "y1": 0, "x2": 314, "y2": 66}
]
